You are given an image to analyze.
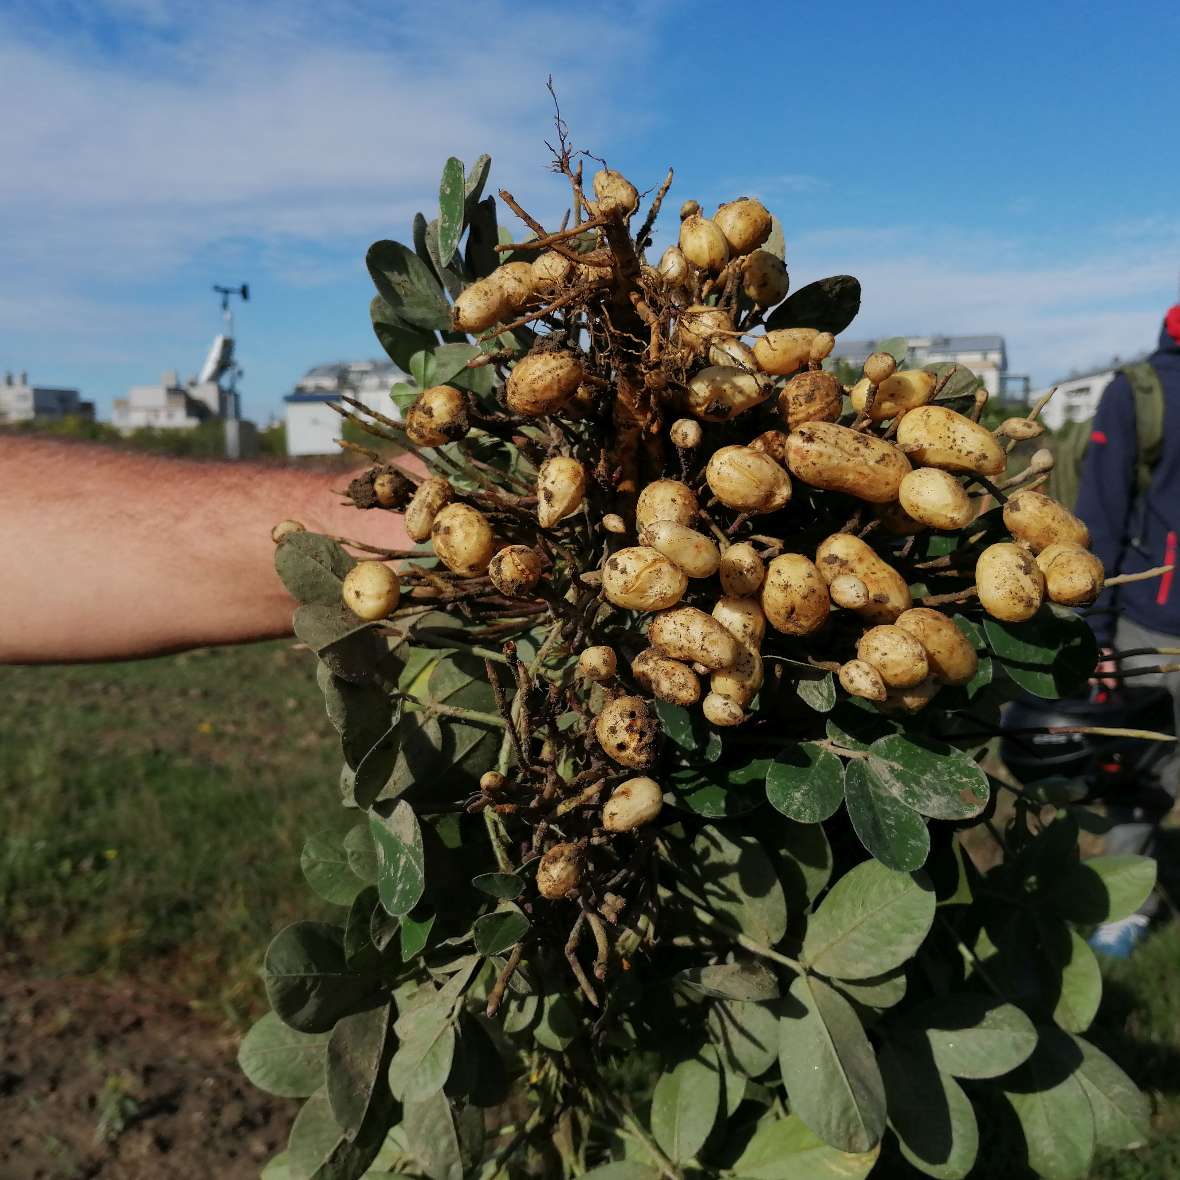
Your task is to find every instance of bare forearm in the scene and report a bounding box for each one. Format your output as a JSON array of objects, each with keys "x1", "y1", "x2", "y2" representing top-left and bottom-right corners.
[{"x1": 0, "y1": 437, "x2": 407, "y2": 663}]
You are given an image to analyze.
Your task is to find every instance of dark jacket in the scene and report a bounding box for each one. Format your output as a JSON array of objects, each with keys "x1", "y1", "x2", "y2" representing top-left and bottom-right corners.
[{"x1": 1076, "y1": 319, "x2": 1180, "y2": 646}]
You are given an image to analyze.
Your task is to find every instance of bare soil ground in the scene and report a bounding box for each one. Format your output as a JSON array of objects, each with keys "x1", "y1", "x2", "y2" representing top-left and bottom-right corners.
[{"x1": 0, "y1": 967, "x2": 295, "y2": 1180}]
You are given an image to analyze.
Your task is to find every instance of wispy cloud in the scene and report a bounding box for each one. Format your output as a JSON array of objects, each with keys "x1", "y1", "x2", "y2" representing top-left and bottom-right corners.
[
  {"x1": 0, "y1": 0, "x2": 662, "y2": 396},
  {"x1": 787, "y1": 221, "x2": 1180, "y2": 384}
]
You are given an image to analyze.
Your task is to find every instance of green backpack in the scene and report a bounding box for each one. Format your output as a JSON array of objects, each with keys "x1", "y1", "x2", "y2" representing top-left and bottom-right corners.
[{"x1": 1048, "y1": 361, "x2": 1165, "y2": 509}]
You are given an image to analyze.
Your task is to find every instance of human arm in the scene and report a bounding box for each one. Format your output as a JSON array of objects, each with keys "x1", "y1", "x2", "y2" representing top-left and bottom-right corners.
[
  {"x1": 0, "y1": 436, "x2": 409, "y2": 664},
  {"x1": 1074, "y1": 374, "x2": 1137, "y2": 650}
]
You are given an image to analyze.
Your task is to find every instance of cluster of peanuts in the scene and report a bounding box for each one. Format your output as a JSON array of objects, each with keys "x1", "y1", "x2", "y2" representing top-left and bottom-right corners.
[{"x1": 326, "y1": 169, "x2": 1104, "y2": 853}]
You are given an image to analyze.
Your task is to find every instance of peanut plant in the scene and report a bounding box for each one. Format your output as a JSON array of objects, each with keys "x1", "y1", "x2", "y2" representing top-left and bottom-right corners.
[{"x1": 242, "y1": 135, "x2": 1161, "y2": 1180}]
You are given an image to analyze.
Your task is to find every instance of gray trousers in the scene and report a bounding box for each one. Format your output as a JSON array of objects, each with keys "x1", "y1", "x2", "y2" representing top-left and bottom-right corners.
[{"x1": 1104, "y1": 617, "x2": 1180, "y2": 913}]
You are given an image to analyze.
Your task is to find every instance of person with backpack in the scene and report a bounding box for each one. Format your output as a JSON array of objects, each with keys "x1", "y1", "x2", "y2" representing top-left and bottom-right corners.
[{"x1": 1072, "y1": 304, "x2": 1180, "y2": 954}]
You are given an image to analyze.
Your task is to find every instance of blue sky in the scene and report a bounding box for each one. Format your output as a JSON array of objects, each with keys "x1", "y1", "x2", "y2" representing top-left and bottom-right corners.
[{"x1": 3, "y1": 0, "x2": 1178, "y2": 422}]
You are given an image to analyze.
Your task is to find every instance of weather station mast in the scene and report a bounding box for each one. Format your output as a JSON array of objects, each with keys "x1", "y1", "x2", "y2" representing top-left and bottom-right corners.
[{"x1": 201, "y1": 282, "x2": 251, "y2": 456}]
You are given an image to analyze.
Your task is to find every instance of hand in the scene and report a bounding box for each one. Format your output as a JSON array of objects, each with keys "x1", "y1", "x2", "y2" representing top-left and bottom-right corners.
[{"x1": 1092, "y1": 646, "x2": 1120, "y2": 690}]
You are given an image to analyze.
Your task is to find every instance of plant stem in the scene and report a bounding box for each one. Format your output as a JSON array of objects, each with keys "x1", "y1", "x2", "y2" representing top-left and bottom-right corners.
[
  {"x1": 483, "y1": 808, "x2": 515, "y2": 872},
  {"x1": 689, "y1": 903, "x2": 802, "y2": 971},
  {"x1": 404, "y1": 700, "x2": 506, "y2": 728},
  {"x1": 1105, "y1": 564, "x2": 1173, "y2": 588}
]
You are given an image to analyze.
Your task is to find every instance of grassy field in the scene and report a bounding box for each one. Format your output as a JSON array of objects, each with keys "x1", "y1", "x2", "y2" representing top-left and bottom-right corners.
[
  {"x1": 0, "y1": 641, "x2": 346, "y2": 1025},
  {"x1": 1, "y1": 642, "x2": 1179, "y2": 1176}
]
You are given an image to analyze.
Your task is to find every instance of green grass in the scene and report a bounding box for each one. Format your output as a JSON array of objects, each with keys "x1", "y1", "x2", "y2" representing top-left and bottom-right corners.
[
  {"x1": 2, "y1": 643, "x2": 1180, "y2": 1174},
  {"x1": 0, "y1": 641, "x2": 347, "y2": 1025}
]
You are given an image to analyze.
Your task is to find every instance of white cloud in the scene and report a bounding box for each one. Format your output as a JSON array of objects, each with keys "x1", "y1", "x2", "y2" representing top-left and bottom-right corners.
[
  {"x1": 2, "y1": 1, "x2": 1176, "y2": 404},
  {"x1": 787, "y1": 221, "x2": 1180, "y2": 385},
  {"x1": 0, "y1": 1, "x2": 654, "y2": 268},
  {"x1": 0, "y1": 0, "x2": 663, "y2": 401}
]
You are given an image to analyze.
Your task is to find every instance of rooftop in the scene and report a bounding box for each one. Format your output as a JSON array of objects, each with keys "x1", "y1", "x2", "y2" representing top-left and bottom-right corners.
[{"x1": 832, "y1": 334, "x2": 1006, "y2": 357}]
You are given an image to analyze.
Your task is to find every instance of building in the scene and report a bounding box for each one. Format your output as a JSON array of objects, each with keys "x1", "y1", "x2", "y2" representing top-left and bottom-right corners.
[
  {"x1": 111, "y1": 370, "x2": 226, "y2": 431},
  {"x1": 0, "y1": 371, "x2": 94, "y2": 423},
  {"x1": 831, "y1": 334, "x2": 1009, "y2": 397},
  {"x1": 284, "y1": 360, "x2": 405, "y2": 457},
  {"x1": 110, "y1": 326, "x2": 257, "y2": 458},
  {"x1": 1030, "y1": 356, "x2": 1148, "y2": 432}
]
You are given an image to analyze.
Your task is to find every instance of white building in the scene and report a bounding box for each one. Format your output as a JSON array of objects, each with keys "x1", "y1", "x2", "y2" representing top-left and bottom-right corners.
[
  {"x1": 832, "y1": 334, "x2": 1009, "y2": 397},
  {"x1": 1030, "y1": 356, "x2": 1149, "y2": 432},
  {"x1": 0, "y1": 371, "x2": 94, "y2": 423},
  {"x1": 111, "y1": 370, "x2": 227, "y2": 431},
  {"x1": 284, "y1": 360, "x2": 405, "y2": 457}
]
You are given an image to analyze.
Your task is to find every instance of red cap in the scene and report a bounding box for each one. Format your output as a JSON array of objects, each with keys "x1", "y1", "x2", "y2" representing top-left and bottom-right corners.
[{"x1": 1167, "y1": 304, "x2": 1180, "y2": 345}]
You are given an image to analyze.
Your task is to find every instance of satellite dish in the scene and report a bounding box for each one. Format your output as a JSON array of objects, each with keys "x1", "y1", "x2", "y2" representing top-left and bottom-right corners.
[{"x1": 198, "y1": 334, "x2": 234, "y2": 384}]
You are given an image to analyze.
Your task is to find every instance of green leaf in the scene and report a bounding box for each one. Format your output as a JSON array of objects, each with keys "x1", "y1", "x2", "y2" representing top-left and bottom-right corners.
[
  {"x1": 797, "y1": 672, "x2": 836, "y2": 713},
  {"x1": 877, "y1": 336, "x2": 910, "y2": 365},
  {"x1": 353, "y1": 718, "x2": 404, "y2": 810},
  {"x1": 775, "y1": 818, "x2": 832, "y2": 909},
  {"x1": 390, "y1": 380, "x2": 418, "y2": 413},
  {"x1": 371, "y1": 295, "x2": 437, "y2": 370},
  {"x1": 423, "y1": 217, "x2": 465, "y2": 300},
  {"x1": 473, "y1": 906, "x2": 529, "y2": 956},
  {"x1": 668, "y1": 761, "x2": 767, "y2": 817},
  {"x1": 388, "y1": 967, "x2": 474, "y2": 1104},
  {"x1": 366, "y1": 240, "x2": 450, "y2": 331},
  {"x1": 677, "y1": 827, "x2": 788, "y2": 946},
  {"x1": 803, "y1": 860, "x2": 935, "y2": 980},
  {"x1": 1048, "y1": 854, "x2": 1156, "y2": 925},
  {"x1": 580, "y1": 1166, "x2": 662, "y2": 1180},
  {"x1": 707, "y1": 998, "x2": 780, "y2": 1079},
  {"x1": 287, "y1": 1068, "x2": 394, "y2": 1180},
  {"x1": 291, "y1": 604, "x2": 372, "y2": 651},
  {"x1": 286, "y1": 1089, "x2": 340, "y2": 1179},
  {"x1": 915, "y1": 995, "x2": 1037, "y2": 1079},
  {"x1": 342, "y1": 887, "x2": 382, "y2": 972},
  {"x1": 463, "y1": 153, "x2": 492, "y2": 216},
  {"x1": 766, "y1": 743, "x2": 844, "y2": 823},
  {"x1": 343, "y1": 823, "x2": 378, "y2": 883},
  {"x1": 730, "y1": 1113, "x2": 879, "y2": 1179},
  {"x1": 1002, "y1": 1027, "x2": 1095, "y2": 1180},
  {"x1": 464, "y1": 196, "x2": 500, "y2": 281},
  {"x1": 316, "y1": 664, "x2": 392, "y2": 771},
  {"x1": 843, "y1": 759, "x2": 930, "y2": 871},
  {"x1": 533, "y1": 991, "x2": 579, "y2": 1052},
  {"x1": 264, "y1": 922, "x2": 382, "y2": 1034},
  {"x1": 326, "y1": 1003, "x2": 392, "y2": 1134},
  {"x1": 983, "y1": 604, "x2": 1098, "y2": 699},
  {"x1": 927, "y1": 361, "x2": 984, "y2": 402},
  {"x1": 763, "y1": 215, "x2": 786, "y2": 262},
  {"x1": 238, "y1": 1012, "x2": 329, "y2": 1098},
  {"x1": 370, "y1": 802, "x2": 425, "y2": 917},
  {"x1": 275, "y1": 532, "x2": 356, "y2": 605},
  {"x1": 1052, "y1": 929, "x2": 1102, "y2": 1033},
  {"x1": 778, "y1": 974, "x2": 886, "y2": 1153},
  {"x1": 862, "y1": 736, "x2": 990, "y2": 820},
  {"x1": 399, "y1": 908, "x2": 435, "y2": 961},
  {"x1": 389, "y1": 1020, "x2": 455, "y2": 1105},
  {"x1": 472, "y1": 872, "x2": 523, "y2": 899},
  {"x1": 260, "y1": 1151, "x2": 297, "y2": 1180},
  {"x1": 403, "y1": 1089, "x2": 463, "y2": 1180},
  {"x1": 677, "y1": 960, "x2": 779, "y2": 1001},
  {"x1": 435, "y1": 342, "x2": 482, "y2": 385},
  {"x1": 649, "y1": 1050, "x2": 721, "y2": 1164},
  {"x1": 655, "y1": 699, "x2": 700, "y2": 751},
  {"x1": 764, "y1": 275, "x2": 861, "y2": 334},
  {"x1": 879, "y1": 1039, "x2": 978, "y2": 1180},
  {"x1": 301, "y1": 832, "x2": 364, "y2": 906},
  {"x1": 1071, "y1": 1034, "x2": 1152, "y2": 1150},
  {"x1": 833, "y1": 968, "x2": 907, "y2": 1012},
  {"x1": 437, "y1": 157, "x2": 466, "y2": 265}
]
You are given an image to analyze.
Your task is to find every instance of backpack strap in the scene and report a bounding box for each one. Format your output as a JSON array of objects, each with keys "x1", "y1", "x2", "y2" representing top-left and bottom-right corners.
[{"x1": 1122, "y1": 362, "x2": 1165, "y2": 495}]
